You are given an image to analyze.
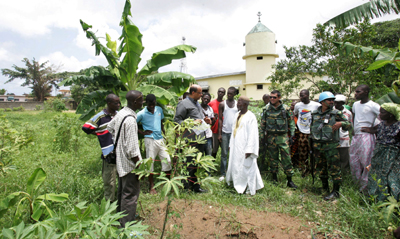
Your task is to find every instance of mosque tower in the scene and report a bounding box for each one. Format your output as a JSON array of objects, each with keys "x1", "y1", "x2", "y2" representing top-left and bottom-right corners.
[{"x1": 243, "y1": 12, "x2": 278, "y2": 93}]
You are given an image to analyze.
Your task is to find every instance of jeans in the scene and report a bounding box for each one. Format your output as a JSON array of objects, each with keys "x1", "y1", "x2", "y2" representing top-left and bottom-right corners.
[
  {"x1": 220, "y1": 132, "x2": 231, "y2": 176},
  {"x1": 205, "y1": 138, "x2": 213, "y2": 156}
]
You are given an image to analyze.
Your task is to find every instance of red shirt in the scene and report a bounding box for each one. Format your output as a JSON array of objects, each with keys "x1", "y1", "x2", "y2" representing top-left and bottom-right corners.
[{"x1": 208, "y1": 99, "x2": 222, "y2": 134}]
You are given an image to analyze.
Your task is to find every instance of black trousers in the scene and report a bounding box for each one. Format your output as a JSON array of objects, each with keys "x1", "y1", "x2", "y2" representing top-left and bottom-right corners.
[
  {"x1": 117, "y1": 172, "x2": 140, "y2": 227},
  {"x1": 186, "y1": 143, "x2": 206, "y2": 191}
]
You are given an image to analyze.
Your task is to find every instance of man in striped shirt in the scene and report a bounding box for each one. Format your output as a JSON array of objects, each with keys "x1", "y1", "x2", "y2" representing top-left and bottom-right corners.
[{"x1": 82, "y1": 94, "x2": 120, "y2": 202}]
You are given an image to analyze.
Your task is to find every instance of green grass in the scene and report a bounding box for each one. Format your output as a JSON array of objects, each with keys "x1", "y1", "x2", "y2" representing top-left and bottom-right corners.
[{"x1": 0, "y1": 111, "x2": 395, "y2": 238}]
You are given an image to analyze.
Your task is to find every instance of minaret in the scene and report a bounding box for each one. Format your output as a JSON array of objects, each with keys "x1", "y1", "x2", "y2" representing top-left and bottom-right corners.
[{"x1": 243, "y1": 12, "x2": 278, "y2": 85}]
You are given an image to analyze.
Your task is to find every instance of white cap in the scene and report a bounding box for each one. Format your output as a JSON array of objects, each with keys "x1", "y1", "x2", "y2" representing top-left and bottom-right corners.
[{"x1": 334, "y1": 94, "x2": 346, "y2": 102}]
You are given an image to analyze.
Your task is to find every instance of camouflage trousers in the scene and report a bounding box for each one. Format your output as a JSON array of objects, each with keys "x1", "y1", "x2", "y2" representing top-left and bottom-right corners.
[
  {"x1": 312, "y1": 142, "x2": 342, "y2": 183},
  {"x1": 266, "y1": 133, "x2": 294, "y2": 176}
]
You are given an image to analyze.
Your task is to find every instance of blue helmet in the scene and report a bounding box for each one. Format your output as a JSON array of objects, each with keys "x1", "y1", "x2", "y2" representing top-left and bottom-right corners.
[{"x1": 319, "y1": 91, "x2": 335, "y2": 102}]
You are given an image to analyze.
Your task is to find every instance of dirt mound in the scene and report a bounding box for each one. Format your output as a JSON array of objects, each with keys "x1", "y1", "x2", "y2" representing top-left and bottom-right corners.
[{"x1": 142, "y1": 200, "x2": 318, "y2": 238}]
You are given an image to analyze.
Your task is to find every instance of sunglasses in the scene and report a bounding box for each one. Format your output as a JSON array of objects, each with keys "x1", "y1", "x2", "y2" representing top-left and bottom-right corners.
[{"x1": 269, "y1": 96, "x2": 278, "y2": 99}]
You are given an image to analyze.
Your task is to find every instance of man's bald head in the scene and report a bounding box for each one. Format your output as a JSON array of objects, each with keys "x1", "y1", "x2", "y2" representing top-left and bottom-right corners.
[
  {"x1": 106, "y1": 93, "x2": 119, "y2": 103},
  {"x1": 189, "y1": 84, "x2": 202, "y2": 101},
  {"x1": 126, "y1": 90, "x2": 143, "y2": 110}
]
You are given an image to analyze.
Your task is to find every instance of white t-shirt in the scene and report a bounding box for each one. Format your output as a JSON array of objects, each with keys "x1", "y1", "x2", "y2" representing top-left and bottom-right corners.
[
  {"x1": 202, "y1": 105, "x2": 214, "y2": 138},
  {"x1": 352, "y1": 100, "x2": 380, "y2": 135},
  {"x1": 335, "y1": 107, "x2": 352, "y2": 148},
  {"x1": 293, "y1": 101, "x2": 321, "y2": 134}
]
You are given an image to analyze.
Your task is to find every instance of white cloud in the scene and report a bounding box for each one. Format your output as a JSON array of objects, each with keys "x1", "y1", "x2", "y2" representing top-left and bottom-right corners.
[{"x1": 39, "y1": 51, "x2": 107, "y2": 72}]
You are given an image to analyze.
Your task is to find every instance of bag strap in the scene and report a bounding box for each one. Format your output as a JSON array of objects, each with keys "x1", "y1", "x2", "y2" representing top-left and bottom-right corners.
[{"x1": 114, "y1": 115, "x2": 133, "y2": 149}]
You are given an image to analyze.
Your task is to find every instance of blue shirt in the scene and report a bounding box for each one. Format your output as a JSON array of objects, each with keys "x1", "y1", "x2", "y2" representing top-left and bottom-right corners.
[{"x1": 137, "y1": 106, "x2": 164, "y2": 140}]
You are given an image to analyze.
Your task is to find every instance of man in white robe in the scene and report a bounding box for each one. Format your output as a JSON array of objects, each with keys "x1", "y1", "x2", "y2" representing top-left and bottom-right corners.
[{"x1": 225, "y1": 96, "x2": 264, "y2": 195}]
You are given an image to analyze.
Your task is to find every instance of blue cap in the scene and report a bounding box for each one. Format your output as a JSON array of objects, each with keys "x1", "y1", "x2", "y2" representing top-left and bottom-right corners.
[{"x1": 319, "y1": 92, "x2": 335, "y2": 102}]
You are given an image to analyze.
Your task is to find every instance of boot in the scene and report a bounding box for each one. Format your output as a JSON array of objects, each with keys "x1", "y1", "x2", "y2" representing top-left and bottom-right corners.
[
  {"x1": 272, "y1": 173, "x2": 278, "y2": 184},
  {"x1": 287, "y1": 176, "x2": 298, "y2": 189},
  {"x1": 320, "y1": 178, "x2": 329, "y2": 193},
  {"x1": 324, "y1": 183, "x2": 340, "y2": 201}
]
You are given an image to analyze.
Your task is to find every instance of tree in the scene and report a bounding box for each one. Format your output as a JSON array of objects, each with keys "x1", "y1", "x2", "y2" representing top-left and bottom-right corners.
[
  {"x1": 372, "y1": 18, "x2": 400, "y2": 48},
  {"x1": 61, "y1": 0, "x2": 197, "y2": 120},
  {"x1": 0, "y1": 89, "x2": 6, "y2": 95},
  {"x1": 333, "y1": 39, "x2": 400, "y2": 104},
  {"x1": 269, "y1": 21, "x2": 392, "y2": 102},
  {"x1": 1, "y1": 58, "x2": 67, "y2": 102},
  {"x1": 324, "y1": 0, "x2": 400, "y2": 28}
]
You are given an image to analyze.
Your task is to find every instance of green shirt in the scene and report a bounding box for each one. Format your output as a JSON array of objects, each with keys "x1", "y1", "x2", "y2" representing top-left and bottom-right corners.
[{"x1": 260, "y1": 101, "x2": 295, "y2": 136}]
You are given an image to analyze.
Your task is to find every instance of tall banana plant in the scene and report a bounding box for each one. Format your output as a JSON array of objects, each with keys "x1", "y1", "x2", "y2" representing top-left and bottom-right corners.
[
  {"x1": 333, "y1": 40, "x2": 400, "y2": 104},
  {"x1": 61, "y1": 0, "x2": 197, "y2": 120},
  {"x1": 324, "y1": 0, "x2": 400, "y2": 28}
]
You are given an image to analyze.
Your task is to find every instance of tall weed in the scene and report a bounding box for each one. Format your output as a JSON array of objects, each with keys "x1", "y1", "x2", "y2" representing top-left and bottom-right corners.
[{"x1": 52, "y1": 113, "x2": 82, "y2": 153}]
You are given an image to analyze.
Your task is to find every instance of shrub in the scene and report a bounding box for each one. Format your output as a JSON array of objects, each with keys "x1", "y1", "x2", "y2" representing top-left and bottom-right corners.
[
  {"x1": 35, "y1": 105, "x2": 41, "y2": 111},
  {"x1": 12, "y1": 106, "x2": 25, "y2": 112},
  {"x1": 52, "y1": 113, "x2": 82, "y2": 153},
  {"x1": 44, "y1": 98, "x2": 68, "y2": 112},
  {"x1": 5, "y1": 108, "x2": 11, "y2": 112},
  {"x1": 0, "y1": 109, "x2": 4, "y2": 113}
]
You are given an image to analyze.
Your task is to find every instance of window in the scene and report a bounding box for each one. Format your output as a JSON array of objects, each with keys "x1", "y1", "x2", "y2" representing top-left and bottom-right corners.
[
  {"x1": 0, "y1": 99, "x2": 4, "y2": 101},
  {"x1": 257, "y1": 84, "x2": 263, "y2": 90},
  {"x1": 14, "y1": 99, "x2": 19, "y2": 102},
  {"x1": 257, "y1": 56, "x2": 263, "y2": 60}
]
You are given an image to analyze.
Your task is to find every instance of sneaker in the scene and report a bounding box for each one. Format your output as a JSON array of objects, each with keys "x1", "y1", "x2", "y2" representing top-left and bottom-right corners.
[{"x1": 219, "y1": 176, "x2": 225, "y2": 182}]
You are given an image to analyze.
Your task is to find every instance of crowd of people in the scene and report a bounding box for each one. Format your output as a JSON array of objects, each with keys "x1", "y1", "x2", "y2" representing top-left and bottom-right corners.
[{"x1": 82, "y1": 84, "x2": 400, "y2": 227}]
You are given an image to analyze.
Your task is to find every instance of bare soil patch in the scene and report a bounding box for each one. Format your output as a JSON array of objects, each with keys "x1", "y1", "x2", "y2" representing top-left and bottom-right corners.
[{"x1": 142, "y1": 200, "x2": 320, "y2": 238}]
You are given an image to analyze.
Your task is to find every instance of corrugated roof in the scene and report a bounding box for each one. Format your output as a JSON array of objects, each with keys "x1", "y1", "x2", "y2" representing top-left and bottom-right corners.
[{"x1": 247, "y1": 22, "x2": 273, "y2": 35}]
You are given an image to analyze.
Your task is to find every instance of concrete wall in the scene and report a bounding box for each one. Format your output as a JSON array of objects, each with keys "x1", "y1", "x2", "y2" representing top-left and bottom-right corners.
[{"x1": 197, "y1": 74, "x2": 246, "y2": 98}]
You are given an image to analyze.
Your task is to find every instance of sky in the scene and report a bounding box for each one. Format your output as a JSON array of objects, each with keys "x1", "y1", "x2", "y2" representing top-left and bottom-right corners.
[{"x1": 1, "y1": 0, "x2": 400, "y2": 96}]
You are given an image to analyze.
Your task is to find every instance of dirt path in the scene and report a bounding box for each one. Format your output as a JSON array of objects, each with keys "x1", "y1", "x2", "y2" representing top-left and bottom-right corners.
[{"x1": 142, "y1": 200, "x2": 321, "y2": 238}]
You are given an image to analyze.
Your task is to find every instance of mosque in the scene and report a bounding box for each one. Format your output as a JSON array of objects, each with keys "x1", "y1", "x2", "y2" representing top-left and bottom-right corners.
[{"x1": 195, "y1": 13, "x2": 322, "y2": 100}]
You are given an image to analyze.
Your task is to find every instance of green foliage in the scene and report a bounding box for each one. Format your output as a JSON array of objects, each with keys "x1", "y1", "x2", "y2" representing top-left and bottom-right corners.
[
  {"x1": 334, "y1": 38, "x2": 400, "y2": 104},
  {"x1": 0, "y1": 111, "x2": 396, "y2": 238},
  {"x1": 34, "y1": 105, "x2": 41, "y2": 111},
  {"x1": 0, "y1": 116, "x2": 32, "y2": 176},
  {"x1": 5, "y1": 108, "x2": 12, "y2": 112},
  {"x1": 372, "y1": 18, "x2": 400, "y2": 48},
  {"x1": 12, "y1": 106, "x2": 25, "y2": 112},
  {"x1": 0, "y1": 109, "x2": 4, "y2": 113},
  {"x1": 269, "y1": 21, "x2": 392, "y2": 101},
  {"x1": 0, "y1": 89, "x2": 6, "y2": 95},
  {"x1": 61, "y1": 0, "x2": 197, "y2": 120},
  {"x1": 0, "y1": 168, "x2": 68, "y2": 225},
  {"x1": 51, "y1": 113, "x2": 82, "y2": 153},
  {"x1": 1, "y1": 199, "x2": 149, "y2": 238},
  {"x1": 324, "y1": 0, "x2": 400, "y2": 28},
  {"x1": 44, "y1": 98, "x2": 68, "y2": 112}
]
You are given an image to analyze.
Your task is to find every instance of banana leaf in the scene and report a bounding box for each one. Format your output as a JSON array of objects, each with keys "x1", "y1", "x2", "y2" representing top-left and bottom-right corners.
[
  {"x1": 138, "y1": 45, "x2": 197, "y2": 76},
  {"x1": 324, "y1": 0, "x2": 400, "y2": 28},
  {"x1": 146, "y1": 71, "x2": 196, "y2": 96},
  {"x1": 76, "y1": 90, "x2": 110, "y2": 121}
]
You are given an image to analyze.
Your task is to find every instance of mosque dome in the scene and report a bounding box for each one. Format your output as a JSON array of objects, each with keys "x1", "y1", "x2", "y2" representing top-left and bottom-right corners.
[{"x1": 247, "y1": 22, "x2": 273, "y2": 35}]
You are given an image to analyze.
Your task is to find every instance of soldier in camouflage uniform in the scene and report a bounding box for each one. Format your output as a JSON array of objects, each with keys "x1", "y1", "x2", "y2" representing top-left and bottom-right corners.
[
  {"x1": 261, "y1": 90, "x2": 298, "y2": 188},
  {"x1": 310, "y1": 92, "x2": 351, "y2": 201}
]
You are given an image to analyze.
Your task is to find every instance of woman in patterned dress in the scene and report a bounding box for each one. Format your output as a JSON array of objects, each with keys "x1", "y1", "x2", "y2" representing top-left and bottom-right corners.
[{"x1": 363, "y1": 103, "x2": 400, "y2": 201}]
